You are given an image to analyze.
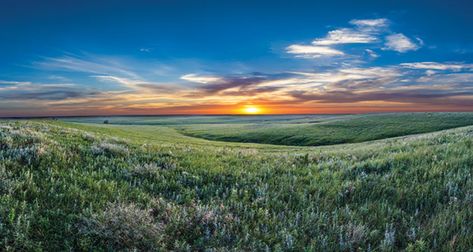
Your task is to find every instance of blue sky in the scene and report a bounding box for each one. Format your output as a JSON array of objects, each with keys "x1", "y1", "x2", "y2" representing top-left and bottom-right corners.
[{"x1": 1, "y1": 0, "x2": 473, "y2": 116}]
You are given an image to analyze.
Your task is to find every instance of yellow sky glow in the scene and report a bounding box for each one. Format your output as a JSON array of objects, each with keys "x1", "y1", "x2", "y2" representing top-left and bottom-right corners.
[{"x1": 241, "y1": 105, "x2": 262, "y2": 114}]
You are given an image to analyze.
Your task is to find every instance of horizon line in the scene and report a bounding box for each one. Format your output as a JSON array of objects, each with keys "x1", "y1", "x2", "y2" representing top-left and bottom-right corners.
[{"x1": 1, "y1": 111, "x2": 472, "y2": 119}]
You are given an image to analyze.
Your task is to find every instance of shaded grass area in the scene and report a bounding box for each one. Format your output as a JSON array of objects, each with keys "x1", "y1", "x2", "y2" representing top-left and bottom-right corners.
[
  {"x1": 178, "y1": 112, "x2": 473, "y2": 146},
  {"x1": 1, "y1": 120, "x2": 473, "y2": 250}
]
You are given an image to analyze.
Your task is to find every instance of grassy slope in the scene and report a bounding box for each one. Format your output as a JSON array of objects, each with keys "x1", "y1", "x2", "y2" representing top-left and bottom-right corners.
[
  {"x1": 1, "y1": 119, "x2": 473, "y2": 251},
  {"x1": 178, "y1": 113, "x2": 473, "y2": 146}
]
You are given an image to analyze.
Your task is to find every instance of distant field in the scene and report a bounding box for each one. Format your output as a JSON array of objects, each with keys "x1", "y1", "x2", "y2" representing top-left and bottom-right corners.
[
  {"x1": 62, "y1": 114, "x2": 344, "y2": 125},
  {"x1": 66, "y1": 112, "x2": 473, "y2": 146},
  {"x1": 178, "y1": 113, "x2": 473, "y2": 146}
]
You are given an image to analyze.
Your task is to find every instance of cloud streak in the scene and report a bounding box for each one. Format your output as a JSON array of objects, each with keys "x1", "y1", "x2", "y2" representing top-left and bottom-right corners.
[
  {"x1": 180, "y1": 74, "x2": 222, "y2": 84},
  {"x1": 400, "y1": 62, "x2": 473, "y2": 71},
  {"x1": 285, "y1": 45, "x2": 345, "y2": 57},
  {"x1": 35, "y1": 54, "x2": 140, "y2": 79}
]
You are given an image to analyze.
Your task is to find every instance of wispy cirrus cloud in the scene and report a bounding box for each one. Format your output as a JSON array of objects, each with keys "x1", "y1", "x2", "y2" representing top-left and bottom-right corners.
[
  {"x1": 93, "y1": 75, "x2": 180, "y2": 93},
  {"x1": 400, "y1": 62, "x2": 473, "y2": 71},
  {"x1": 285, "y1": 45, "x2": 345, "y2": 58},
  {"x1": 349, "y1": 18, "x2": 389, "y2": 28},
  {"x1": 0, "y1": 80, "x2": 32, "y2": 85},
  {"x1": 32, "y1": 53, "x2": 185, "y2": 95},
  {"x1": 180, "y1": 74, "x2": 222, "y2": 84},
  {"x1": 34, "y1": 54, "x2": 140, "y2": 79}
]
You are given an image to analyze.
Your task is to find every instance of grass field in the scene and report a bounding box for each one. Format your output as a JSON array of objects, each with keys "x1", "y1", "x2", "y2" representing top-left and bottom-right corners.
[
  {"x1": 1, "y1": 113, "x2": 473, "y2": 250},
  {"x1": 66, "y1": 112, "x2": 473, "y2": 146},
  {"x1": 176, "y1": 113, "x2": 473, "y2": 146}
]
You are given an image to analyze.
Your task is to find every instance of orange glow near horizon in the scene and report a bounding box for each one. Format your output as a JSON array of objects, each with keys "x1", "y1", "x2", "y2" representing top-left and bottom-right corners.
[
  {"x1": 240, "y1": 105, "x2": 263, "y2": 114},
  {"x1": 6, "y1": 101, "x2": 473, "y2": 117}
]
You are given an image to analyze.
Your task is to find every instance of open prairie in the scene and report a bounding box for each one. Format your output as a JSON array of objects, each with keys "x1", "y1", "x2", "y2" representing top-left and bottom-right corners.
[
  {"x1": 3, "y1": 1, "x2": 473, "y2": 251},
  {"x1": 65, "y1": 112, "x2": 473, "y2": 146},
  {"x1": 2, "y1": 113, "x2": 473, "y2": 251}
]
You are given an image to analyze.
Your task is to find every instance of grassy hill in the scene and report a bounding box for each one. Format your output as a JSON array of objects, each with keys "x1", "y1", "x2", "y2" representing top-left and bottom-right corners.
[
  {"x1": 1, "y1": 117, "x2": 473, "y2": 250},
  {"x1": 65, "y1": 112, "x2": 473, "y2": 146},
  {"x1": 177, "y1": 113, "x2": 473, "y2": 146}
]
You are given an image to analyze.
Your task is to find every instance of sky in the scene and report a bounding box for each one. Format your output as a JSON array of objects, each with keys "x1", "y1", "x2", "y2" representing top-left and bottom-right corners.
[{"x1": 1, "y1": 0, "x2": 473, "y2": 116}]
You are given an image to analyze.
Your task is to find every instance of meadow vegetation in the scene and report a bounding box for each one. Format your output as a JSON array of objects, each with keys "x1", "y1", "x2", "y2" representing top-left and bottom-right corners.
[
  {"x1": 65, "y1": 112, "x2": 473, "y2": 146},
  {"x1": 176, "y1": 113, "x2": 473, "y2": 146},
  {"x1": 1, "y1": 114, "x2": 473, "y2": 251}
]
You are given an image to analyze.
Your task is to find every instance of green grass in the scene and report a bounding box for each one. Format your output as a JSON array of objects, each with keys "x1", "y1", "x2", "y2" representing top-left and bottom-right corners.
[
  {"x1": 1, "y1": 115, "x2": 473, "y2": 251},
  {"x1": 65, "y1": 112, "x2": 473, "y2": 146},
  {"x1": 177, "y1": 112, "x2": 473, "y2": 146}
]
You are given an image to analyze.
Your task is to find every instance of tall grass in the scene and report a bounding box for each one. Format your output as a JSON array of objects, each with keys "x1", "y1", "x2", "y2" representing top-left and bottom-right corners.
[{"x1": 1, "y1": 119, "x2": 473, "y2": 250}]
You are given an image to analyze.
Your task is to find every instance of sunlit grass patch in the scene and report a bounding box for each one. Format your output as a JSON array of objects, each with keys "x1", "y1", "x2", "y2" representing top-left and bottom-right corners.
[{"x1": 91, "y1": 142, "x2": 129, "y2": 156}]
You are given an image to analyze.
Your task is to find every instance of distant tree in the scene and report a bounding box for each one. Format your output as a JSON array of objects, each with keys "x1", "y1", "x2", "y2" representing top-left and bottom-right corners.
[{"x1": 104, "y1": 120, "x2": 109, "y2": 124}]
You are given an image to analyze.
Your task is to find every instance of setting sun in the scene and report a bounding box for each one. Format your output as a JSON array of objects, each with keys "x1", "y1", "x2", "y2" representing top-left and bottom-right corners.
[{"x1": 241, "y1": 105, "x2": 262, "y2": 114}]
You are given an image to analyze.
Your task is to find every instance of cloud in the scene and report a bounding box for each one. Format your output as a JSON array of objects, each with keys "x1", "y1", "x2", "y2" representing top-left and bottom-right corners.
[
  {"x1": 181, "y1": 73, "x2": 299, "y2": 97},
  {"x1": 312, "y1": 28, "x2": 378, "y2": 45},
  {"x1": 365, "y1": 49, "x2": 379, "y2": 58},
  {"x1": 349, "y1": 18, "x2": 389, "y2": 28},
  {"x1": 93, "y1": 75, "x2": 141, "y2": 89},
  {"x1": 197, "y1": 75, "x2": 269, "y2": 94},
  {"x1": 416, "y1": 73, "x2": 473, "y2": 86},
  {"x1": 93, "y1": 75, "x2": 180, "y2": 93},
  {"x1": 312, "y1": 18, "x2": 389, "y2": 46},
  {"x1": 289, "y1": 87, "x2": 473, "y2": 105},
  {"x1": 287, "y1": 17, "x2": 424, "y2": 60},
  {"x1": 0, "y1": 82, "x2": 100, "y2": 101},
  {"x1": 285, "y1": 45, "x2": 345, "y2": 58},
  {"x1": 180, "y1": 74, "x2": 222, "y2": 84},
  {"x1": 219, "y1": 86, "x2": 283, "y2": 96},
  {"x1": 4, "y1": 59, "x2": 473, "y2": 116},
  {"x1": 0, "y1": 80, "x2": 32, "y2": 85},
  {"x1": 35, "y1": 54, "x2": 140, "y2": 79},
  {"x1": 425, "y1": 70, "x2": 437, "y2": 76},
  {"x1": 181, "y1": 64, "x2": 473, "y2": 108},
  {"x1": 287, "y1": 18, "x2": 388, "y2": 58},
  {"x1": 178, "y1": 67, "x2": 405, "y2": 103},
  {"x1": 1, "y1": 90, "x2": 94, "y2": 101},
  {"x1": 290, "y1": 67, "x2": 400, "y2": 86},
  {"x1": 400, "y1": 62, "x2": 473, "y2": 71},
  {"x1": 384, "y1": 33, "x2": 420, "y2": 52}
]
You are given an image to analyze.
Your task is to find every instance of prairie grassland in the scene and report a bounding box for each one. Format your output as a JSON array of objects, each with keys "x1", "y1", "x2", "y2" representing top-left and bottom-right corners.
[
  {"x1": 176, "y1": 112, "x2": 473, "y2": 146},
  {"x1": 1, "y1": 118, "x2": 473, "y2": 251}
]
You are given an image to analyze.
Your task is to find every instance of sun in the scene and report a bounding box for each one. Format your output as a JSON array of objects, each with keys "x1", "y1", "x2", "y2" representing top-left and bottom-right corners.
[{"x1": 241, "y1": 105, "x2": 262, "y2": 114}]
